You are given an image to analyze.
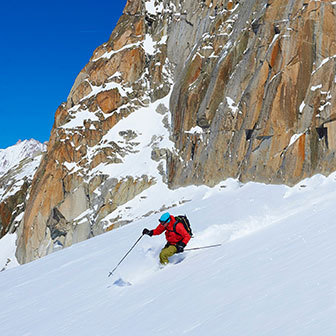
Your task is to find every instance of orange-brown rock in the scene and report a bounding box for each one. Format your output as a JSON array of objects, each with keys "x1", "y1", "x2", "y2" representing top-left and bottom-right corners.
[
  {"x1": 0, "y1": 201, "x2": 12, "y2": 236},
  {"x1": 119, "y1": 48, "x2": 145, "y2": 82},
  {"x1": 96, "y1": 89, "x2": 123, "y2": 114},
  {"x1": 169, "y1": 0, "x2": 336, "y2": 187},
  {"x1": 123, "y1": 0, "x2": 144, "y2": 15},
  {"x1": 54, "y1": 103, "x2": 69, "y2": 128}
]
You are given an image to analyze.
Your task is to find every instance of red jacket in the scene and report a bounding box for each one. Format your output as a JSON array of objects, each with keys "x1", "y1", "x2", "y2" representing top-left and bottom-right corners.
[{"x1": 152, "y1": 215, "x2": 191, "y2": 245}]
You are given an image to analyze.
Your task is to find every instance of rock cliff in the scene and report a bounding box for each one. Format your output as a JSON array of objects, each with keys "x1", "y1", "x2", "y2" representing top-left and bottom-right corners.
[
  {"x1": 13, "y1": 0, "x2": 336, "y2": 263},
  {"x1": 169, "y1": 0, "x2": 336, "y2": 187}
]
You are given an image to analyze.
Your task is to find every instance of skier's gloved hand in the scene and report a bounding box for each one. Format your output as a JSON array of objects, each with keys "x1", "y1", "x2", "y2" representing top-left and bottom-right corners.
[
  {"x1": 176, "y1": 241, "x2": 186, "y2": 253},
  {"x1": 142, "y1": 228, "x2": 153, "y2": 236}
]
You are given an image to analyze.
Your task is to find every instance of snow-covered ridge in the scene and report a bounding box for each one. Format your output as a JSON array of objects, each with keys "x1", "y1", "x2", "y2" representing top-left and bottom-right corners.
[{"x1": 0, "y1": 139, "x2": 46, "y2": 178}]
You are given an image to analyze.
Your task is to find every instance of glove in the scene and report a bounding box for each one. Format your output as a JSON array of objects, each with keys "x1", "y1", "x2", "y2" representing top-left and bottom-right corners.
[
  {"x1": 142, "y1": 228, "x2": 153, "y2": 236},
  {"x1": 176, "y1": 241, "x2": 186, "y2": 253}
]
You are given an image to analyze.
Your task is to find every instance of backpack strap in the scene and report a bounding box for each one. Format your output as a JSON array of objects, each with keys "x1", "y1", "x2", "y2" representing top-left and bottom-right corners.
[
  {"x1": 163, "y1": 221, "x2": 181, "y2": 236},
  {"x1": 173, "y1": 221, "x2": 182, "y2": 237}
]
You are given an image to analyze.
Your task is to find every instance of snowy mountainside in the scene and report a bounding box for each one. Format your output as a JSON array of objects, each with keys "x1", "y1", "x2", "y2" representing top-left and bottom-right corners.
[
  {"x1": 17, "y1": 0, "x2": 336, "y2": 264},
  {"x1": 1, "y1": 173, "x2": 336, "y2": 335},
  {"x1": 0, "y1": 139, "x2": 46, "y2": 264},
  {"x1": 0, "y1": 139, "x2": 46, "y2": 178}
]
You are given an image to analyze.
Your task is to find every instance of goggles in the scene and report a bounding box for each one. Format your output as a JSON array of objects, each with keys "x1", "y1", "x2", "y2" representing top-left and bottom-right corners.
[{"x1": 159, "y1": 217, "x2": 170, "y2": 225}]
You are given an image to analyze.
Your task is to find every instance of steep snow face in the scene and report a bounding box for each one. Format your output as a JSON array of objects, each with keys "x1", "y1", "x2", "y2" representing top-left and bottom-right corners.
[
  {"x1": 1, "y1": 173, "x2": 336, "y2": 335},
  {"x1": 0, "y1": 139, "x2": 46, "y2": 263},
  {"x1": 0, "y1": 139, "x2": 46, "y2": 177}
]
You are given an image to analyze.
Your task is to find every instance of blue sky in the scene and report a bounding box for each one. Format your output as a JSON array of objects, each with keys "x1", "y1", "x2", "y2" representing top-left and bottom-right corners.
[{"x1": 0, "y1": 0, "x2": 127, "y2": 149}]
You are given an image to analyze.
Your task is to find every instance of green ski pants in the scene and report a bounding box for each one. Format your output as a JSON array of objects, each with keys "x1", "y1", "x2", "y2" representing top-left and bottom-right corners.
[{"x1": 159, "y1": 245, "x2": 177, "y2": 265}]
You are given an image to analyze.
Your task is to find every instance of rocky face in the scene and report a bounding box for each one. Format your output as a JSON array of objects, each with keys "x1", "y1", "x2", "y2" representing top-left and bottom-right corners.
[
  {"x1": 168, "y1": 0, "x2": 336, "y2": 187},
  {"x1": 15, "y1": 0, "x2": 336, "y2": 263}
]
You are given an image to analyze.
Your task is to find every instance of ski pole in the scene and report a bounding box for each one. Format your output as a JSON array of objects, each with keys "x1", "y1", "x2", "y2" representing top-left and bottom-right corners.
[
  {"x1": 108, "y1": 234, "x2": 144, "y2": 277},
  {"x1": 184, "y1": 244, "x2": 222, "y2": 251}
]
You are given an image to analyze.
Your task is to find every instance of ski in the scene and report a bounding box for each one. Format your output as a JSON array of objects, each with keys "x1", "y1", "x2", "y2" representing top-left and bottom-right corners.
[{"x1": 184, "y1": 244, "x2": 222, "y2": 251}]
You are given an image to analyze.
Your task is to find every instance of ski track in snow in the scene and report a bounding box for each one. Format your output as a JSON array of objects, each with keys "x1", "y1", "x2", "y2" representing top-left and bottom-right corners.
[{"x1": 1, "y1": 174, "x2": 336, "y2": 335}]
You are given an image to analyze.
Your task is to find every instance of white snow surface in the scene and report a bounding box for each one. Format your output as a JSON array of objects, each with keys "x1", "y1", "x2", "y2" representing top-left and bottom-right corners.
[
  {"x1": 1, "y1": 173, "x2": 336, "y2": 335},
  {"x1": 0, "y1": 139, "x2": 46, "y2": 177},
  {"x1": 288, "y1": 133, "x2": 303, "y2": 147},
  {"x1": 0, "y1": 234, "x2": 19, "y2": 271},
  {"x1": 89, "y1": 93, "x2": 174, "y2": 182},
  {"x1": 145, "y1": 0, "x2": 164, "y2": 15}
]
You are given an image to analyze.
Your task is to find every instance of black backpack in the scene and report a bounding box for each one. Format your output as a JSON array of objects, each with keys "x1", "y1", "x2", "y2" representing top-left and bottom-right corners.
[{"x1": 173, "y1": 215, "x2": 193, "y2": 237}]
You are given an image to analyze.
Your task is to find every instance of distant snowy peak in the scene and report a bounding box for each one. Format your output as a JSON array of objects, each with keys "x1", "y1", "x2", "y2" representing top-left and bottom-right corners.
[{"x1": 0, "y1": 139, "x2": 47, "y2": 177}]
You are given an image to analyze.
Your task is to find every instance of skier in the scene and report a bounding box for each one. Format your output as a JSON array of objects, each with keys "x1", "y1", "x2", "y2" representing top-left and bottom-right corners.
[{"x1": 142, "y1": 212, "x2": 191, "y2": 265}]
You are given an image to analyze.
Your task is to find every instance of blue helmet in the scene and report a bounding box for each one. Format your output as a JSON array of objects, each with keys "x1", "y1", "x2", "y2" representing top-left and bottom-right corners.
[{"x1": 159, "y1": 212, "x2": 171, "y2": 224}]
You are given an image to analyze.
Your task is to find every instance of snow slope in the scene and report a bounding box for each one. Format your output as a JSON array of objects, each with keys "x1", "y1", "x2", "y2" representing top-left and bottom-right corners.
[
  {"x1": 1, "y1": 174, "x2": 336, "y2": 335},
  {"x1": 0, "y1": 139, "x2": 46, "y2": 271},
  {"x1": 0, "y1": 139, "x2": 46, "y2": 177}
]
